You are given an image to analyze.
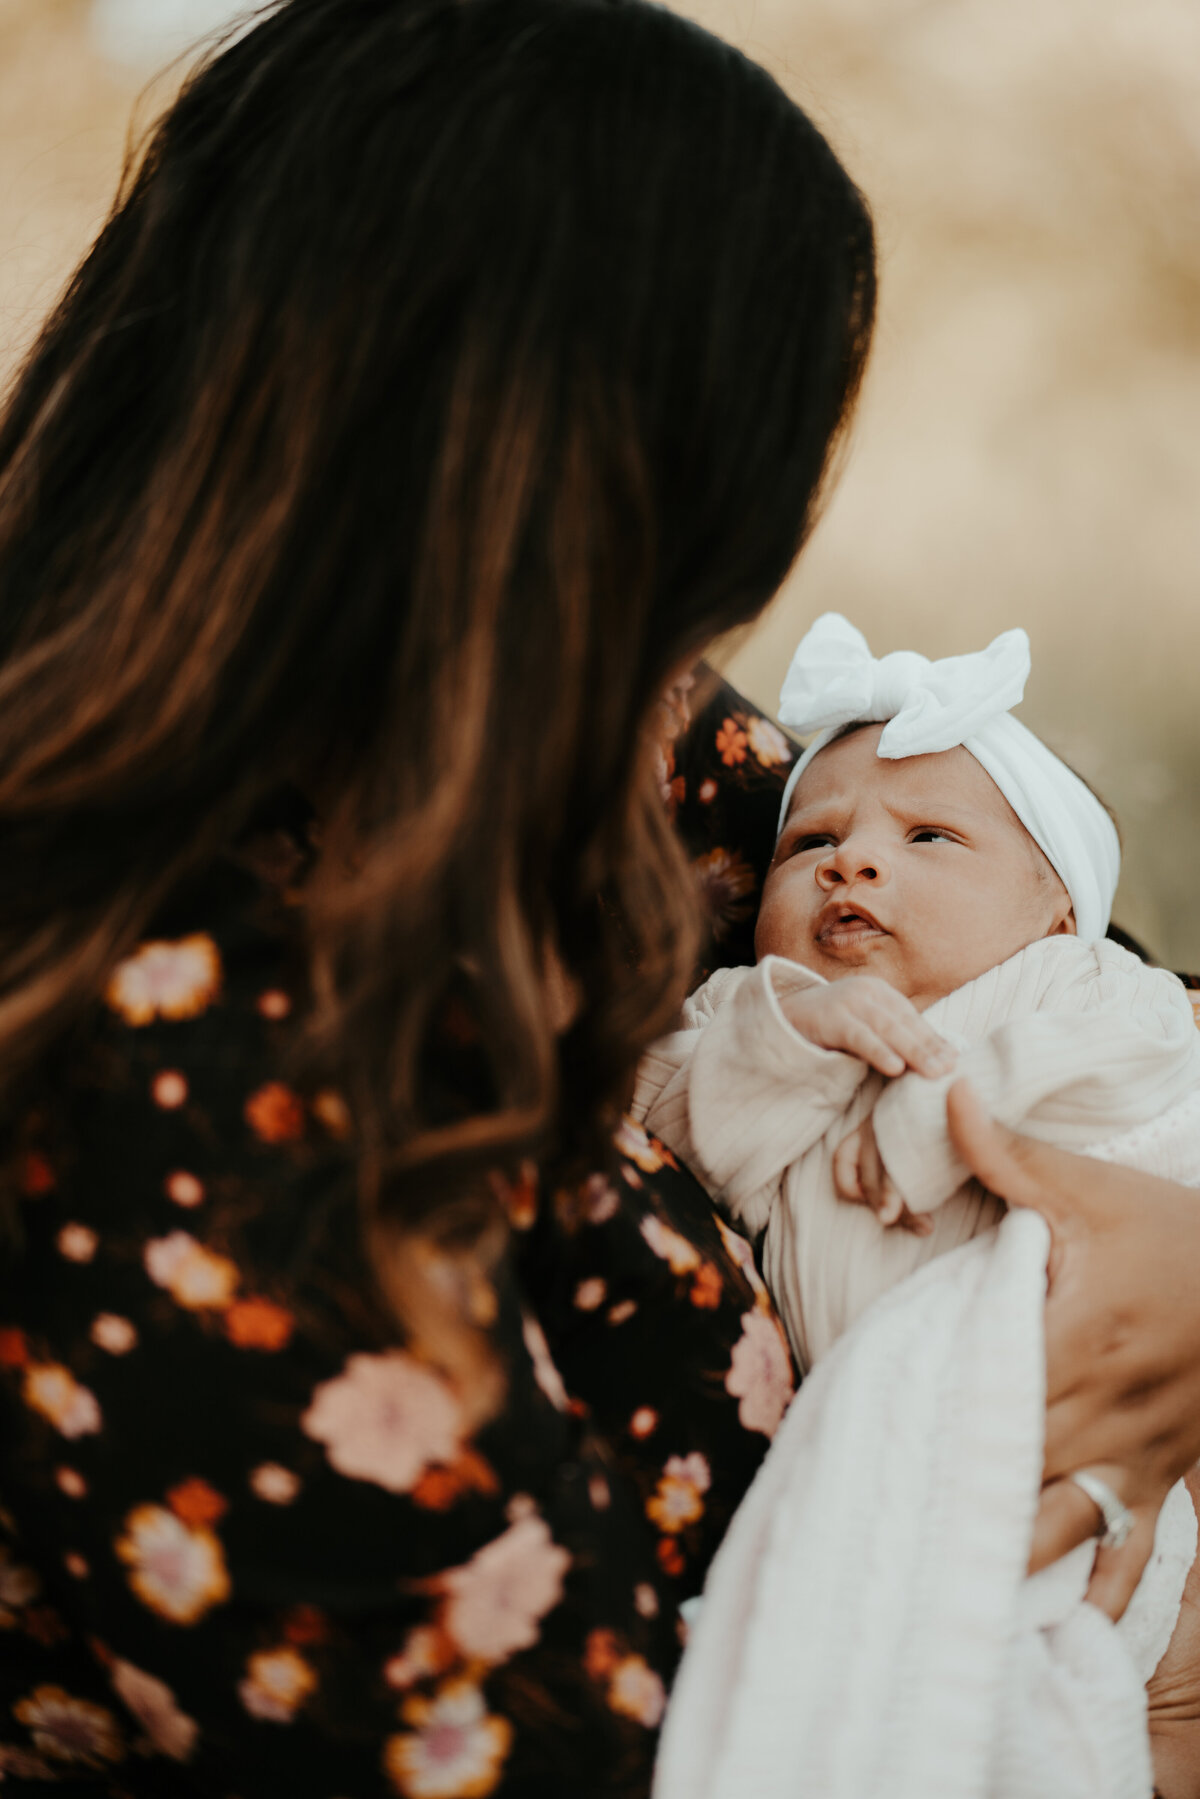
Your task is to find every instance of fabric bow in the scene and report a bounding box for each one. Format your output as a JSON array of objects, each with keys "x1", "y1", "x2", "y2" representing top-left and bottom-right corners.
[{"x1": 777, "y1": 613, "x2": 1031, "y2": 758}]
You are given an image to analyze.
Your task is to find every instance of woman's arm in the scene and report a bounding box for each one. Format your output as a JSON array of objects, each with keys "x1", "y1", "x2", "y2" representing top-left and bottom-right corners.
[{"x1": 946, "y1": 1080, "x2": 1200, "y2": 1621}]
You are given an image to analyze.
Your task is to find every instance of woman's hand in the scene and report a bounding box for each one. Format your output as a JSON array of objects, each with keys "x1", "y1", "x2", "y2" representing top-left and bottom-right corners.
[
  {"x1": 947, "y1": 1079, "x2": 1200, "y2": 1622},
  {"x1": 1146, "y1": 1470, "x2": 1200, "y2": 1798}
]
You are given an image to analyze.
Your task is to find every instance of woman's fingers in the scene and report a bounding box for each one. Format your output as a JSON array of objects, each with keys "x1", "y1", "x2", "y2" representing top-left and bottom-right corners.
[
  {"x1": 945, "y1": 1079, "x2": 1082, "y2": 1231},
  {"x1": 1028, "y1": 1476, "x2": 1103, "y2": 1573},
  {"x1": 1086, "y1": 1509, "x2": 1158, "y2": 1622}
]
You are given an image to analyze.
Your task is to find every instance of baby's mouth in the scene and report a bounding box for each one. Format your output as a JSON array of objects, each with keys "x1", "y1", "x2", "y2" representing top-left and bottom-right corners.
[{"x1": 816, "y1": 903, "x2": 889, "y2": 947}]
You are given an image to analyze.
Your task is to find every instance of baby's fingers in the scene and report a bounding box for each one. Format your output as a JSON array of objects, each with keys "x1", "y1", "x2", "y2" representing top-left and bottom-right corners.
[{"x1": 833, "y1": 1131, "x2": 866, "y2": 1204}]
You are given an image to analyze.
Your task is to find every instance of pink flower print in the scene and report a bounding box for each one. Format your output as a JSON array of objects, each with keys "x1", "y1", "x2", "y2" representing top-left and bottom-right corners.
[
  {"x1": 22, "y1": 1364, "x2": 102, "y2": 1438},
  {"x1": 151, "y1": 1071, "x2": 188, "y2": 1110},
  {"x1": 143, "y1": 1233, "x2": 238, "y2": 1310},
  {"x1": 607, "y1": 1655, "x2": 666, "y2": 1728},
  {"x1": 384, "y1": 1625, "x2": 455, "y2": 1691},
  {"x1": 607, "y1": 1299, "x2": 637, "y2": 1326},
  {"x1": 164, "y1": 1171, "x2": 204, "y2": 1208},
  {"x1": 630, "y1": 1407, "x2": 658, "y2": 1440},
  {"x1": 12, "y1": 1685, "x2": 124, "y2": 1768},
  {"x1": 249, "y1": 1463, "x2": 301, "y2": 1505},
  {"x1": 301, "y1": 1351, "x2": 461, "y2": 1493},
  {"x1": 55, "y1": 1467, "x2": 87, "y2": 1500},
  {"x1": 639, "y1": 1214, "x2": 701, "y2": 1276},
  {"x1": 56, "y1": 1224, "x2": 97, "y2": 1264},
  {"x1": 646, "y1": 1453, "x2": 712, "y2": 1533},
  {"x1": 109, "y1": 1660, "x2": 198, "y2": 1761},
  {"x1": 440, "y1": 1515, "x2": 571, "y2": 1663},
  {"x1": 698, "y1": 777, "x2": 718, "y2": 804},
  {"x1": 573, "y1": 1278, "x2": 606, "y2": 1312},
  {"x1": 634, "y1": 1583, "x2": 659, "y2": 1618},
  {"x1": 581, "y1": 1174, "x2": 619, "y2": 1224},
  {"x1": 237, "y1": 1647, "x2": 317, "y2": 1723},
  {"x1": 385, "y1": 1680, "x2": 513, "y2": 1799},
  {"x1": 520, "y1": 1314, "x2": 570, "y2": 1413},
  {"x1": 745, "y1": 715, "x2": 793, "y2": 769},
  {"x1": 115, "y1": 1504, "x2": 230, "y2": 1625},
  {"x1": 105, "y1": 934, "x2": 222, "y2": 1027},
  {"x1": 64, "y1": 1553, "x2": 89, "y2": 1580},
  {"x1": 91, "y1": 1314, "x2": 137, "y2": 1355},
  {"x1": 256, "y1": 988, "x2": 292, "y2": 1020},
  {"x1": 725, "y1": 1310, "x2": 794, "y2": 1438}
]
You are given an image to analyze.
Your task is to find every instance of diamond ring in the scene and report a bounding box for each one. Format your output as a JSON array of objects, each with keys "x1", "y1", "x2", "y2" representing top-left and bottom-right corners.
[{"x1": 1067, "y1": 1471, "x2": 1136, "y2": 1550}]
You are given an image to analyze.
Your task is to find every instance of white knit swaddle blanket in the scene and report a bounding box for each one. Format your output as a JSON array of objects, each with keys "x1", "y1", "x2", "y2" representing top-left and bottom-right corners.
[{"x1": 653, "y1": 1208, "x2": 1196, "y2": 1799}]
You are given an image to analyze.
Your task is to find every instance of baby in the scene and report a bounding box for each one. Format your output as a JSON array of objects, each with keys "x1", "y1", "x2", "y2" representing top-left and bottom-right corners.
[
  {"x1": 636, "y1": 613, "x2": 1200, "y2": 1373},
  {"x1": 646, "y1": 615, "x2": 1200, "y2": 1799}
]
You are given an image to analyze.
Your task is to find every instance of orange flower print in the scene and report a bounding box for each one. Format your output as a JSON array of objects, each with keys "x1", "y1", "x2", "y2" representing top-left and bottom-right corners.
[
  {"x1": 745, "y1": 715, "x2": 793, "y2": 769},
  {"x1": 244, "y1": 1081, "x2": 305, "y2": 1144},
  {"x1": 64, "y1": 1553, "x2": 89, "y2": 1580},
  {"x1": 0, "y1": 1327, "x2": 29, "y2": 1368},
  {"x1": 22, "y1": 1363, "x2": 102, "y2": 1438},
  {"x1": 692, "y1": 847, "x2": 757, "y2": 940},
  {"x1": 105, "y1": 934, "x2": 222, "y2": 1028},
  {"x1": 115, "y1": 1503, "x2": 230, "y2": 1626},
  {"x1": 613, "y1": 1116, "x2": 669, "y2": 1174},
  {"x1": 630, "y1": 1407, "x2": 658, "y2": 1440},
  {"x1": 55, "y1": 1467, "x2": 87, "y2": 1500},
  {"x1": 256, "y1": 988, "x2": 292, "y2": 1020},
  {"x1": 581, "y1": 1174, "x2": 619, "y2": 1224},
  {"x1": 573, "y1": 1278, "x2": 606, "y2": 1312},
  {"x1": 166, "y1": 1478, "x2": 227, "y2": 1530},
  {"x1": 698, "y1": 777, "x2": 718, "y2": 805},
  {"x1": 608, "y1": 1299, "x2": 637, "y2": 1326},
  {"x1": 385, "y1": 1680, "x2": 513, "y2": 1799},
  {"x1": 143, "y1": 1232, "x2": 239, "y2": 1311},
  {"x1": 311, "y1": 1087, "x2": 353, "y2": 1140},
  {"x1": 238, "y1": 1647, "x2": 317, "y2": 1723},
  {"x1": 223, "y1": 1297, "x2": 294, "y2": 1351},
  {"x1": 282, "y1": 1604, "x2": 329, "y2": 1647},
  {"x1": 164, "y1": 1171, "x2": 204, "y2": 1208},
  {"x1": 656, "y1": 1537, "x2": 685, "y2": 1578},
  {"x1": 439, "y1": 1515, "x2": 570, "y2": 1664},
  {"x1": 151, "y1": 1071, "x2": 188, "y2": 1110},
  {"x1": 639, "y1": 1214, "x2": 701, "y2": 1276},
  {"x1": 584, "y1": 1627, "x2": 621, "y2": 1681},
  {"x1": 301, "y1": 1351, "x2": 461, "y2": 1493},
  {"x1": 109, "y1": 1659, "x2": 198, "y2": 1762},
  {"x1": 715, "y1": 716, "x2": 748, "y2": 767},
  {"x1": 249, "y1": 1463, "x2": 301, "y2": 1505},
  {"x1": 20, "y1": 1152, "x2": 55, "y2": 1196},
  {"x1": 689, "y1": 1262, "x2": 723, "y2": 1309},
  {"x1": 413, "y1": 1448, "x2": 499, "y2": 1512},
  {"x1": 607, "y1": 1656, "x2": 666, "y2": 1728},
  {"x1": 725, "y1": 1310, "x2": 794, "y2": 1438},
  {"x1": 91, "y1": 1314, "x2": 137, "y2": 1355},
  {"x1": 56, "y1": 1224, "x2": 97, "y2": 1264},
  {"x1": 646, "y1": 1453, "x2": 711, "y2": 1533},
  {"x1": 12, "y1": 1686, "x2": 124, "y2": 1768}
]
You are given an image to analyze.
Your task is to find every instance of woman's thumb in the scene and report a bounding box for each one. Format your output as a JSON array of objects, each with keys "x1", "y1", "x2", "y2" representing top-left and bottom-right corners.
[{"x1": 945, "y1": 1079, "x2": 1068, "y2": 1220}]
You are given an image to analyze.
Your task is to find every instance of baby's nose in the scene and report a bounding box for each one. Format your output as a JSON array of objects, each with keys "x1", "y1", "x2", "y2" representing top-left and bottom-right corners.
[{"x1": 815, "y1": 843, "x2": 892, "y2": 889}]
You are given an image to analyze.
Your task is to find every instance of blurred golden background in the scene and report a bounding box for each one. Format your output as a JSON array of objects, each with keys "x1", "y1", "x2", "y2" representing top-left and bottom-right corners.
[{"x1": 2, "y1": 0, "x2": 1199, "y2": 959}]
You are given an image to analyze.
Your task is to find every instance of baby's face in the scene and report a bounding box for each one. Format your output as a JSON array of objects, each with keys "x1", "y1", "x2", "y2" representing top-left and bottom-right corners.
[{"x1": 756, "y1": 724, "x2": 1075, "y2": 1010}]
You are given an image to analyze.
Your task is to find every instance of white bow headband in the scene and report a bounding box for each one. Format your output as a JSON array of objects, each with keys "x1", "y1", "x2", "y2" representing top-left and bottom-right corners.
[{"x1": 775, "y1": 614, "x2": 1120, "y2": 944}]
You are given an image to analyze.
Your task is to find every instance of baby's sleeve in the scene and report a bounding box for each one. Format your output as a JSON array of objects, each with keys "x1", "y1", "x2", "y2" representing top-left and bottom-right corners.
[
  {"x1": 872, "y1": 947, "x2": 1200, "y2": 1214},
  {"x1": 638, "y1": 957, "x2": 871, "y2": 1236}
]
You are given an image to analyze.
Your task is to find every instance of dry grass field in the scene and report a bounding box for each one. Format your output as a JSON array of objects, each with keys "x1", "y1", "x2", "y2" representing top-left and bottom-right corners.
[{"x1": 2, "y1": 0, "x2": 1200, "y2": 960}]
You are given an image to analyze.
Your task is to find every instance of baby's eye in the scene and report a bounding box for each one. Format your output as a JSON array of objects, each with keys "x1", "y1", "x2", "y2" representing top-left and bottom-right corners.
[
  {"x1": 792, "y1": 833, "x2": 836, "y2": 854},
  {"x1": 910, "y1": 828, "x2": 956, "y2": 844}
]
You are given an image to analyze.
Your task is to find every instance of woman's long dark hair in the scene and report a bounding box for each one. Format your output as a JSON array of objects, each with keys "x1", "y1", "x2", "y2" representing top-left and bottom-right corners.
[{"x1": 0, "y1": 0, "x2": 874, "y2": 1384}]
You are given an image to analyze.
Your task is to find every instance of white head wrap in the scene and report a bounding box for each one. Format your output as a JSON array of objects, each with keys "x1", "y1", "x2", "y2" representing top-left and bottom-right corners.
[{"x1": 775, "y1": 613, "x2": 1120, "y2": 943}]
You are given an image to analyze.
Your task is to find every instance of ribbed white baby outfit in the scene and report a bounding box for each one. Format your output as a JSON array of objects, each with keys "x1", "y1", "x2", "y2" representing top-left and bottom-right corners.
[{"x1": 638, "y1": 935, "x2": 1200, "y2": 1799}]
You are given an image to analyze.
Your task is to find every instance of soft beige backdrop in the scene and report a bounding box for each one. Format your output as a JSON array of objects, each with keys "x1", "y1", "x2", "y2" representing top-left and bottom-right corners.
[{"x1": 3, "y1": 0, "x2": 1199, "y2": 959}]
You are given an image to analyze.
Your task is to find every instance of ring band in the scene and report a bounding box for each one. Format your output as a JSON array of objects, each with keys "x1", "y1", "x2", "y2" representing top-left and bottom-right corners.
[{"x1": 1067, "y1": 1471, "x2": 1136, "y2": 1550}]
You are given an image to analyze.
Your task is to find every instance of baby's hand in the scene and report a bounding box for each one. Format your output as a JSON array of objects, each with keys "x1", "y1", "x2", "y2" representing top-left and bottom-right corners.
[
  {"x1": 780, "y1": 976, "x2": 957, "y2": 1079},
  {"x1": 833, "y1": 1118, "x2": 933, "y2": 1236}
]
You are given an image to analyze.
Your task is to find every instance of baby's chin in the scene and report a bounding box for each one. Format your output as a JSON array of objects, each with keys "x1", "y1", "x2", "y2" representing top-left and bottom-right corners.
[{"x1": 763, "y1": 932, "x2": 955, "y2": 1012}]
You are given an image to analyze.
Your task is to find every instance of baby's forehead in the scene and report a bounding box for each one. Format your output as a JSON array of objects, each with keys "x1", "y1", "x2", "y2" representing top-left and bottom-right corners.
[{"x1": 784, "y1": 726, "x2": 1023, "y2": 832}]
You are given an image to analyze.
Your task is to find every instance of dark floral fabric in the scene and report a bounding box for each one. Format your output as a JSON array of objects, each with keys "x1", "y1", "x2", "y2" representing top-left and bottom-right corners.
[{"x1": 0, "y1": 682, "x2": 798, "y2": 1797}]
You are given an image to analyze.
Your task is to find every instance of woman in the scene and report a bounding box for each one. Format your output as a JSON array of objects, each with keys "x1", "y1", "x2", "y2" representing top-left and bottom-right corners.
[{"x1": 0, "y1": 1, "x2": 1195, "y2": 1794}]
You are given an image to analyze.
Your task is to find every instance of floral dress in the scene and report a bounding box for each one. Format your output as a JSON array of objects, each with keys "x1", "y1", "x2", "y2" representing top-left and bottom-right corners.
[{"x1": 0, "y1": 678, "x2": 800, "y2": 1796}]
